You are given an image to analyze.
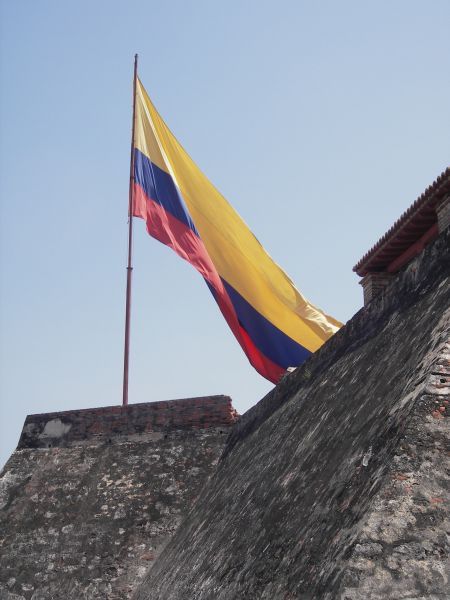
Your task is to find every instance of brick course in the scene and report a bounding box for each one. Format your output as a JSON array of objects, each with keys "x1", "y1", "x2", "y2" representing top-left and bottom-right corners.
[{"x1": 18, "y1": 395, "x2": 238, "y2": 449}]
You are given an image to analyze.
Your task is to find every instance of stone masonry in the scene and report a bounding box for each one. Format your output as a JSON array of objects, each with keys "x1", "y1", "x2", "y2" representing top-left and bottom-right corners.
[
  {"x1": 133, "y1": 229, "x2": 449, "y2": 599},
  {"x1": 1, "y1": 232, "x2": 449, "y2": 600},
  {"x1": 337, "y1": 335, "x2": 450, "y2": 599},
  {"x1": 0, "y1": 396, "x2": 238, "y2": 599}
]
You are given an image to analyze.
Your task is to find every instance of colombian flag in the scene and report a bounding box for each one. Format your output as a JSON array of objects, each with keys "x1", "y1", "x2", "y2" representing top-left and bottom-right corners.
[{"x1": 132, "y1": 78, "x2": 341, "y2": 383}]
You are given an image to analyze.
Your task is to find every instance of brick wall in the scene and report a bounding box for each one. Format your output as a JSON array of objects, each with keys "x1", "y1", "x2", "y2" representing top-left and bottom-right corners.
[
  {"x1": 18, "y1": 396, "x2": 239, "y2": 449},
  {"x1": 359, "y1": 272, "x2": 394, "y2": 306}
]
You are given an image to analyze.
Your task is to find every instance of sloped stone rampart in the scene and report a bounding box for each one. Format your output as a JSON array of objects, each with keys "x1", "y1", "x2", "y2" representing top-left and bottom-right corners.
[
  {"x1": 133, "y1": 230, "x2": 450, "y2": 600},
  {"x1": 0, "y1": 396, "x2": 237, "y2": 599},
  {"x1": 337, "y1": 337, "x2": 450, "y2": 598}
]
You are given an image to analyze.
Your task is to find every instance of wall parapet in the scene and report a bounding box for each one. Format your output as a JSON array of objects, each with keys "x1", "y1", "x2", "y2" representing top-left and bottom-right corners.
[{"x1": 17, "y1": 395, "x2": 238, "y2": 449}]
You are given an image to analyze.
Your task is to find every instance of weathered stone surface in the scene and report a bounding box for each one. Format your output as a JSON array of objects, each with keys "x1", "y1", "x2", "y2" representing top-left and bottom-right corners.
[
  {"x1": 133, "y1": 230, "x2": 450, "y2": 599},
  {"x1": 337, "y1": 339, "x2": 450, "y2": 600},
  {"x1": 0, "y1": 396, "x2": 237, "y2": 599}
]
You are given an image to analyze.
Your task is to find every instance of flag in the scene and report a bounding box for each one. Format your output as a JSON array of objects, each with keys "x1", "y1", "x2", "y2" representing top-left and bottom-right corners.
[{"x1": 132, "y1": 78, "x2": 342, "y2": 383}]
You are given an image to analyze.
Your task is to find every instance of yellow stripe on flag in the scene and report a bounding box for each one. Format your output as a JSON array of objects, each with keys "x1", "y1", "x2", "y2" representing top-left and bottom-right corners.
[{"x1": 134, "y1": 78, "x2": 342, "y2": 353}]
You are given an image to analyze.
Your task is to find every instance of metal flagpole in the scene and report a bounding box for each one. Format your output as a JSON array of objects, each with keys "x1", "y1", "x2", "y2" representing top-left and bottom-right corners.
[{"x1": 122, "y1": 53, "x2": 138, "y2": 406}]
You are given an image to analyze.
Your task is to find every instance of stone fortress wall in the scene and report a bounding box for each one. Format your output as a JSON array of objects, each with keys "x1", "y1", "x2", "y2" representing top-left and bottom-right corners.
[
  {"x1": 1, "y1": 205, "x2": 449, "y2": 599},
  {"x1": 133, "y1": 229, "x2": 450, "y2": 600},
  {"x1": 0, "y1": 396, "x2": 238, "y2": 599}
]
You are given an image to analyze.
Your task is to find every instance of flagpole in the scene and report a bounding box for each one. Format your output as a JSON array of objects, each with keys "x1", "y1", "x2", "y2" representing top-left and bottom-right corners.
[{"x1": 122, "y1": 53, "x2": 138, "y2": 407}]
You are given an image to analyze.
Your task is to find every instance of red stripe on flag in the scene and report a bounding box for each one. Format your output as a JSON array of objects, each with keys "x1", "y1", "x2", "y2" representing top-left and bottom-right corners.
[{"x1": 133, "y1": 182, "x2": 284, "y2": 383}]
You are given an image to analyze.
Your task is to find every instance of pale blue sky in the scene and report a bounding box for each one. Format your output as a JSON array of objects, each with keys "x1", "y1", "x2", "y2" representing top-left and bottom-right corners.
[{"x1": 1, "y1": 0, "x2": 449, "y2": 468}]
